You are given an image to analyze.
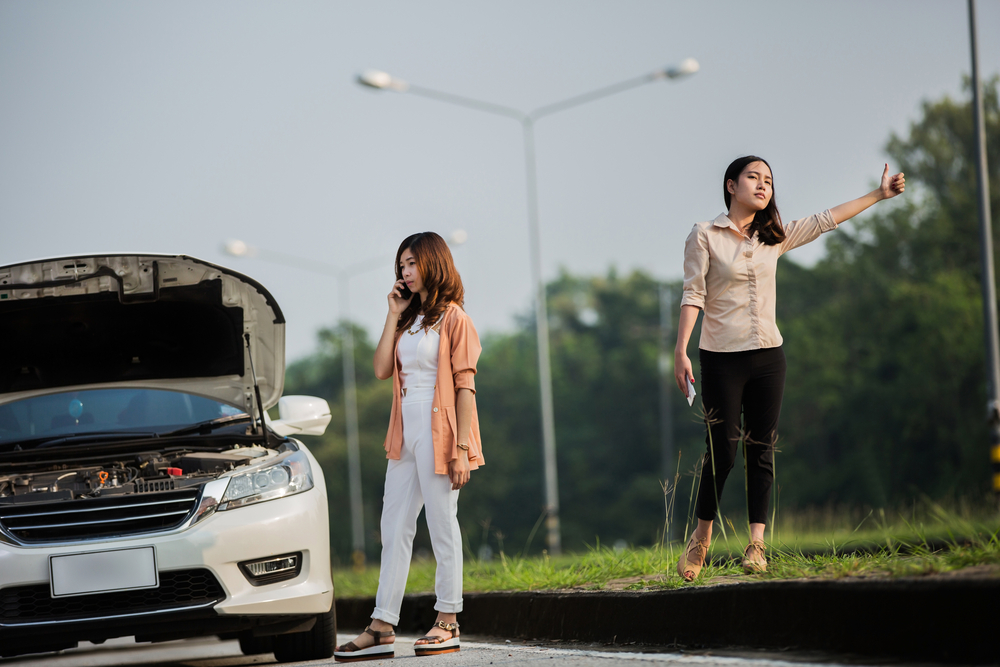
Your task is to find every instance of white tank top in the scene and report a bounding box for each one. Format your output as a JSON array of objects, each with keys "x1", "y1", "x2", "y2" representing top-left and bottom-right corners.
[{"x1": 397, "y1": 315, "x2": 440, "y2": 390}]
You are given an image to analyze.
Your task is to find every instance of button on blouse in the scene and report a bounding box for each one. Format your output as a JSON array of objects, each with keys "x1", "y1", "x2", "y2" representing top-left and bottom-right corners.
[{"x1": 681, "y1": 210, "x2": 837, "y2": 352}]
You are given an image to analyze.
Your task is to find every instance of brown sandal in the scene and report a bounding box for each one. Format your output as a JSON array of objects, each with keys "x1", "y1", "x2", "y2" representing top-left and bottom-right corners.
[
  {"x1": 743, "y1": 540, "x2": 767, "y2": 574},
  {"x1": 413, "y1": 620, "x2": 460, "y2": 656},
  {"x1": 334, "y1": 625, "x2": 395, "y2": 662},
  {"x1": 676, "y1": 535, "x2": 710, "y2": 582}
]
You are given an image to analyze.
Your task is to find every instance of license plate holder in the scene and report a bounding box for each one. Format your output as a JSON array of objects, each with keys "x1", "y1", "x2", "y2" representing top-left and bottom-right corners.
[{"x1": 49, "y1": 546, "x2": 158, "y2": 598}]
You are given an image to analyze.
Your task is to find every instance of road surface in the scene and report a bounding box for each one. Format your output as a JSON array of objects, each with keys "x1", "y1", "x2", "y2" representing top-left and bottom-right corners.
[{"x1": 0, "y1": 635, "x2": 875, "y2": 667}]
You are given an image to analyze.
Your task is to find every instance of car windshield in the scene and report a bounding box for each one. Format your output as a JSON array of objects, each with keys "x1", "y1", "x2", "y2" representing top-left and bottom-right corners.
[{"x1": 0, "y1": 388, "x2": 246, "y2": 447}]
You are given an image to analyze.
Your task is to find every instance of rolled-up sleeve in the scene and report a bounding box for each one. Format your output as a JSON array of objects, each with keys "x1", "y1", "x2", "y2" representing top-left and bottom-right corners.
[
  {"x1": 449, "y1": 311, "x2": 482, "y2": 393},
  {"x1": 681, "y1": 223, "x2": 709, "y2": 310},
  {"x1": 779, "y1": 209, "x2": 837, "y2": 255}
]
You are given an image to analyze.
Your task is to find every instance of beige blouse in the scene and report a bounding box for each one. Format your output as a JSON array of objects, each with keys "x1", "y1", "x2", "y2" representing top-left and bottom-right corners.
[{"x1": 681, "y1": 210, "x2": 837, "y2": 352}]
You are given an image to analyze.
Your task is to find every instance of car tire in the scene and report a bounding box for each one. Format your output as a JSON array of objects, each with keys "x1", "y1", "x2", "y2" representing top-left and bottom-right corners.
[
  {"x1": 237, "y1": 632, "x2": 275, "y2": 656},
  {"x1": 272, "y1": 603, "x2": 337, "y2": 663}
]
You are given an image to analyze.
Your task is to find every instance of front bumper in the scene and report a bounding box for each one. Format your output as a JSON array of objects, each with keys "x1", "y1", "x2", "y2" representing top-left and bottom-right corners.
[{"x1": 0, "y1": 455, "x2": 333, "y2": 651}]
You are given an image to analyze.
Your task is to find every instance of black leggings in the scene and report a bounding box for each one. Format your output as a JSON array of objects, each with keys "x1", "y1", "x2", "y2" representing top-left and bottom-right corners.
[{"x1": 695, "y1": 346, "x2": 786, "y2": 525}]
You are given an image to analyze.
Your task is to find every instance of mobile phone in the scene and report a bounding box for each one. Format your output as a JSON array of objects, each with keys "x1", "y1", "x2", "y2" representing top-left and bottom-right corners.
[{"x1": 398, "y1": 283, "x2": 412, "y2": 300}]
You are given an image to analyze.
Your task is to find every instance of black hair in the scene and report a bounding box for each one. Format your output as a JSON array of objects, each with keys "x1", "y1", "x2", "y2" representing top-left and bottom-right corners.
[{"x1": 723, "y1": 155, "x2": 785, "y2": 245}]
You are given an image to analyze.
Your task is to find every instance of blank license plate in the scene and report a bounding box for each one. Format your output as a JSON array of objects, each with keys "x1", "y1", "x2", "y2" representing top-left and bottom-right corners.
[{"x1": 50, "y1": 546, "x2": 158, "y2": 598}]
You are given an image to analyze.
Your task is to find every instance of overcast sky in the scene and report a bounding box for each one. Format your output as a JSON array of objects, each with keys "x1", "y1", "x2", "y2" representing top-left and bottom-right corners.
[{"x1": 2, "y1": 1, "x2": 998, "y2": 362}]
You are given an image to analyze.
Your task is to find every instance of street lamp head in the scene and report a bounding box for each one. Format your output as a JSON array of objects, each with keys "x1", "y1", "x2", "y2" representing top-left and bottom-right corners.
[
  {"x1": 222, "y1": 239, "x2": 257, "y2": 258},
  {"x1": 356, "y1": 70, "x2": 410, "y2": 92},
  {"x1": 448, "y1": 229, "x2": 468, "y2": 247},
  {"x1": 661, "y1": 58, "x2": 700, "y2": 80}
]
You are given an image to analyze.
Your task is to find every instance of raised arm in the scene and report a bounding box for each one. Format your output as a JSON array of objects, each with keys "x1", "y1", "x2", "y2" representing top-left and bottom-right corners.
[
  {"x1": 373, "y1": 279, "x2": 412, "y2": 380},
  {"x1": 829, "y1": 164, "x2": 905, "y2": 224}
]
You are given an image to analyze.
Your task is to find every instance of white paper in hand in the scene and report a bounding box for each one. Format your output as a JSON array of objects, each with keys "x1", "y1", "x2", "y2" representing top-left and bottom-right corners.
[{"x1": 686, "y1": 378, "x2": 697, "y2": 407}]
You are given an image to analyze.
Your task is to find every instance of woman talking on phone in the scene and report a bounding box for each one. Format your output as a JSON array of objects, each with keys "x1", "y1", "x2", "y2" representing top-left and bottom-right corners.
[
  {"x1": 674, "y1": 156, "x2": 904, "y2": 581},
  {"x1": 334, "y1": 231, "x2": 483, "y2": 662}
]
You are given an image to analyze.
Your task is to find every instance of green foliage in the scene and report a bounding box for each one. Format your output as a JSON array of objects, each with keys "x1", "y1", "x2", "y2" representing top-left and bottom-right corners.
[
  {"x1": 777, "y1": 77, "x2": 1000, "y2": 506},
  {"x1": 462, "y1": 269, "x2": 711, "y2": 557},
  {"x1": 469, "y1": 270, "x2": 694, "y2": 552}
]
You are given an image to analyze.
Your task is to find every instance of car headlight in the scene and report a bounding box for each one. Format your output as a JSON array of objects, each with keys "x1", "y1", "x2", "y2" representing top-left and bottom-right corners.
[{"x1": 219, "y1": 449, "x2": 314, "y2": 510}]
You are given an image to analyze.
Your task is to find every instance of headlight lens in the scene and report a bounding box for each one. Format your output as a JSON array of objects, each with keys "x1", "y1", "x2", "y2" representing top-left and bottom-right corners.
[{"x1": 219, "y1": 449, "x2": 313, "y2": 510}]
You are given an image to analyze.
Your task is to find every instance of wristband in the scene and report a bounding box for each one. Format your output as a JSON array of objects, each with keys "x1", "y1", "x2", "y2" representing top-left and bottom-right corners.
[{"x1": 457, "y1": 442, "x2": 470, "y2": 451}]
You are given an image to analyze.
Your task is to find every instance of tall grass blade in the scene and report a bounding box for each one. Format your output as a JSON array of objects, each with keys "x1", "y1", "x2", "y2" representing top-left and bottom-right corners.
[
  {"x1": 703, "y1": 406, "x2": 727, "y2": 541},
  {"x1": 521, "y1": 509, "x2": 548, "y2": 557}
]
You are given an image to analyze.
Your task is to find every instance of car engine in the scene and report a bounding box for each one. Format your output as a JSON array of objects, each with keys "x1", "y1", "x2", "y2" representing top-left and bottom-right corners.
[{"x1": 0, "y1": 447, "x2": 270, "y2": 503}]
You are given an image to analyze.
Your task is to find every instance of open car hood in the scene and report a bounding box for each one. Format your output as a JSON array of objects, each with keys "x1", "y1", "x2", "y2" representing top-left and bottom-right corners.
[{"x1": 0, "y1": 254, "x2": 285, "y2": 413}]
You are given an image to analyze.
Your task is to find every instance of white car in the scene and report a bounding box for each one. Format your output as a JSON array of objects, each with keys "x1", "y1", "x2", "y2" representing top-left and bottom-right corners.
[{"x1": 0, "y1": 254, "x2": 337, "y2": 661}]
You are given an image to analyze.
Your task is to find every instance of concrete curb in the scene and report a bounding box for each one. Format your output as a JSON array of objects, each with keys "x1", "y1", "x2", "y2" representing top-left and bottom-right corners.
[{"x1": 336, "y1": 577, "x2": 997, "y2": 663}]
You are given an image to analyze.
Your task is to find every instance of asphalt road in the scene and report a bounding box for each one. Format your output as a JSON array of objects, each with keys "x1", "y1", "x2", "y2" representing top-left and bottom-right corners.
[{"x1": 0, "y1": 636, "x2": 868, "y2": 667}]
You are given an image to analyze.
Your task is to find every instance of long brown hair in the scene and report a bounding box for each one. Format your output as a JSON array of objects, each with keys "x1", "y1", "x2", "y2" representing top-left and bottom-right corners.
[
  {"x1": 723, "y1": 155, "x2": 786, "y2": 245},
  {"x1": 395, "y1": 232, "x2": 465, "y2": 334}
]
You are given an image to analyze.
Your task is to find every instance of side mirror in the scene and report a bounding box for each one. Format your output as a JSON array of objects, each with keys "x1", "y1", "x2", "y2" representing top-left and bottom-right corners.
[{"x1": 268, "y1": 395, "x2": 332, "y2": 437}]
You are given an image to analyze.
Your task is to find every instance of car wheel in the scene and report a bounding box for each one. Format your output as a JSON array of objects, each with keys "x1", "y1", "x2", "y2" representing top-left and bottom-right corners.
[
  {"x1": 238, "y1": 632, "x2": 275, "y2": 656},
  {"x1": 272, "y1": 603, "x2": 337, "y2": 663}
]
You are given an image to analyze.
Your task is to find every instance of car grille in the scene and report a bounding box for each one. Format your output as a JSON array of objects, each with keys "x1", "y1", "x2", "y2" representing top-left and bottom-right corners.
[
  {"x1": 0, "y1": 569, "x2": 225, "y2": 626},
  {"x1": 0, "y1": 489, "x2": 200, "y2": 543}
]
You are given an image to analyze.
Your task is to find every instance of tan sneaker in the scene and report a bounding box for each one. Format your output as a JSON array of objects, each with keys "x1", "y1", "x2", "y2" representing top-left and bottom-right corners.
[
  {"x1": 742, "y1": 541, "x2": 767, "y2": 574},
  {"x1": 676, "y1": 535, "x2": 710, "y2": 582}
]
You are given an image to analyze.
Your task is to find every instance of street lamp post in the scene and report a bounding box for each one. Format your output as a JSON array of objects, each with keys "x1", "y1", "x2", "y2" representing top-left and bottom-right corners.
[
  {"x1": 659, "y1": 284, "x2": 674, "y2": 480},
  {"x1": 222, "y1": 240, "x2": 389, "y2": 568},
  {"x1": 967, "y1": 0, "x2": 1000, "y2": 503},
  {"x1": 357, "y1": 61, "x2": 699, "y2": 554}
]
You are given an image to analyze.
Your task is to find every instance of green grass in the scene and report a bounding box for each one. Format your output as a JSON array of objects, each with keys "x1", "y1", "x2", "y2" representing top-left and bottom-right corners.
[{"x1": 332, "y1": 500, "x2": 1000, "y2": 598}]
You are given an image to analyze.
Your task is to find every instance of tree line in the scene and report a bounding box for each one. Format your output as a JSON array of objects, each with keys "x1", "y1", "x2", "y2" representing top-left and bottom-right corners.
[{"x1": 285, "y1": 80, "x2": 999, "y2": 563}]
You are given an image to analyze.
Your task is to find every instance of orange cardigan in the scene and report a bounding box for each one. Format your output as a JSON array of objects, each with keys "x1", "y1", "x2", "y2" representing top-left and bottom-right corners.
[{"x1": 382, "y1": 303, "x2": 484, "y2": 474}]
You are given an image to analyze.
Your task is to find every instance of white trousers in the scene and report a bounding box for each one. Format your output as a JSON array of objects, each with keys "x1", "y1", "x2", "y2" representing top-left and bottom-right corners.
[{"x1": 372, "y1": 387, "x2": 463, "y2": 625}]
